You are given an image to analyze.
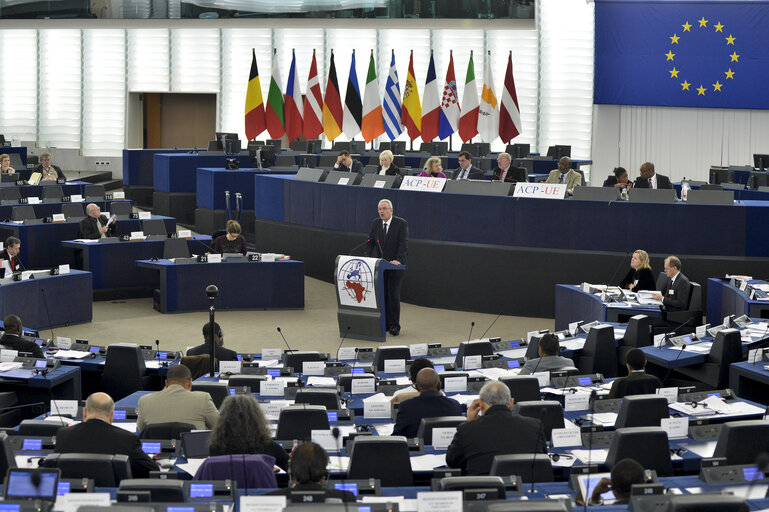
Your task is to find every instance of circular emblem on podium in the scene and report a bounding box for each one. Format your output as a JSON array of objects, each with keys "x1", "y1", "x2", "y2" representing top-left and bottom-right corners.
[{"x1": 337, "y1": 258, "x2": 375, "y2": 306}]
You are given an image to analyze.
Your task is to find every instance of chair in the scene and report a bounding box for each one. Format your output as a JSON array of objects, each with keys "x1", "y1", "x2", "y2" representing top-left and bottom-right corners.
[
  {"x1": 0, "y1": 392, "x2": 20, "y2": 428},
  {"x1": 489, "y1": 454, "x2": 554, "y2": 482},
  {"x1": 193, "y1": 454, "x2": 278, "y2": 489},
  {"x1": 18, "y1": 419, "x2": 64, "y2": 436},
  {"x1": 227, "y1": 375, "x2": 267, "y2": 392},
  {"x1": 373, "y1": 346, "x2": 410, "y2": 371},
  {"x1": 614, "y1": 394, "x2": 669, "y2": 428},
  {"x1": 700, "y1": 184, "x2": 724, "y2": 191},
  {"x1": 84, "y1": 184, "x2": 106, "y2": 200},
  {"x1": 274, "y1": 154, "x2": 298, "y2": 168},
  {"x1": 574, "y1": 324, "x2": 617, "y2": 378},
  {"x1": 713, "y1": 420, "x2": 769, "y2": 465},
  {"x1": 347, "y1": 436, "x2": 413, "y2": 486},
  {"x1": 604, "y1": 427, "x2": 672, "y2": 476},
  {"x1": 276, "y1": 405, "x2": 330, "y2": 441},
  {"x1": 163, "y1": 238, "x2": 190, "y2": 259},
  {"x1": 294, "y1": 389, "x2": 341, "y2": 410},
  {"x1": 139, "y1": 422, "x2": 194, "y2": 440},
  {"x1": 110, "y1": 201, "x2": 133, "y2": 218},
  {"x1": 284, "y1": 350, "x2": 321, "y2": 373},
  {"x1": 41, "y1": 185, "x2": 63, "y2": 203},
  {"x1": 61, "y1": 203, "x2": 85, "y2": 219},
  {"x1": 0, "y1": 187, "x2": 21, "y2": 205},
  {"x1": 191, "y1": 382, "x2": 228, "y2": 408},
  {"x1": 118, "y1": 479, "x2": 186, "y2": 502},
  {"x1": 142, "y1": 219, "x2": 167, "y2": 236},
  {"x1": 317, "y1": 154, "x2": 337, "y2": 168},
  {"x1": 499, "y1": 376, "x2": 541, "y2": 403},
  {"x1": 454, "y1": 340, "x2": 493, "y2": 369},
  {"x1": 100, "y1": 343, "x2": 153, "y2": 401},
  {"x1": 515, "y1": 401, "x2": 564, "y2": 442},
  {"x1": 336, "y1": 373, "x2": 375, "y2": 393},
  {"x1": 42, "y1": 453, "x2": 132, "y2": 486},
  {"x1": 664, "y1": 282, "x2": 703, "y2": 330},
  {"x1": 416, "y1": 416, "x2": 465, "y2": 445},
  {"x1": 617, "y1": 315, "x2": 651, "y2": 371},
  {"x1": 0, "y1": 432, "x2": 17, "y2": 484},
  {"x1": 11, "y1": 205, "x2": 36, "y2": 221},
  {"x1": 182, "y1": 355, "x2": 217, "y2": 378},
  {"x1": 612, "y1": 374, "x2": 662, "y2": 399},
  {"x1": 676, "y1": 328, "x2": 743, "y2": 388}
]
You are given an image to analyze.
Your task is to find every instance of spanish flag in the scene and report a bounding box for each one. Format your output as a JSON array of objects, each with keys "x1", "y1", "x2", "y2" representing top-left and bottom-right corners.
[
  {"x1": 244, "y1": 49, "x2": 266, "y2": 141},
  {"x1": 401, "y1": 50, "x2": 421, "y2": 141}
]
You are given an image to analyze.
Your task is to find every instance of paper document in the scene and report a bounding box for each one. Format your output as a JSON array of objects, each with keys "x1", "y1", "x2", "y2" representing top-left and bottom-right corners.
[
  {"x1": 327, "y1": 456, "x2": 349, "y2": 471},
  {"x1": 0, "y1": 362, "x2": 23, "y2": 372},
  {"x1": 570, "y1": 448, "x2": 609, "y2": 464},
  {"x1": 52, "y1": 350, "x2": 93, "y2": 359},
  {"x1": 176, "y1": 458, "x2": 207, "y2": 476},
  {"x1": 678, "y1": 441, "x2": 716, "y2": 458},
  {"x1": 585, "y1": 412, "x2": 618, "y2": 426},
  {"x1": 409, "y1": 454, "x2": 447, "y2": 471},
  {"x1": 374, "y1": 423, "x2": 395, "y2": 436},
  {"x1": 306, "y1": 376, "x2": 336, "y2": 387},
  {"x1": 105, "y1": 214, "x2": 116, "y2": 226},
  {"x1": 73, "y1": 239, "x2": 99, "y2": 243}
]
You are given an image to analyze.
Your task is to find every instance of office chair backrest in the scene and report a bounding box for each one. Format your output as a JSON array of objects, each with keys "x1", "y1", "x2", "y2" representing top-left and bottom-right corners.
[
  {"x1": 578, "y1": 324, "x2": 617, "y2": 377},
  {"x1": 347, "y1": 436, "x2": 413, "y2": 486},
  {"x1": 284, "y1": 350, "x2": 321, "y2": 373},
  {"x1": 276, "y1": 405, "x2": 330, "y2": 441},
  {"x1": 182, "y1": 355, "x2": 216, "y2": 378},
  {"x1": 489, "y1": 454, "x2": 554, "y2": 482},
  {"x1": 139, "y1": 422, "x2": 194, "y2": 440},
  {"x1": 61, "y1": 203, "x2": 85, "y2": 219},
  {"x1": 118, "y1": 479, "x2": 187, "y2": 502},
  {"x1": 42, "y1": 453, "x2": 132, "y2": 486},
  {"x1": 713, "y1": 420, "x2": 769, "y2": 465},
  {"x1": 709, "y1": 328, "x2": 743, "y2": 385},
  {"x1": 656, "y1": 271, "x2": 669, "y2": 291},
  {"x1": 613, "y1": 374, "x2": 662, "y2": 399},
  {"x1": 336, "y1": 373, "x2": 376, "y2": 393},
  {"x1": 605, "y1": 426, "x2": 672, "y2": 476},
  {"x1": 11, "y1": 205, "x2": 36, "y2": 221},
  {"x1": 193, "y1": 454, "x2": 278, "y2": 489},
  {"x1": 439, "y1": 476, "x2": 506, "y2": 499},
  {"x1": 142, "y1": 219, "x2": 167, "y2": 236},
  {"x1": 110, "y1": 201, "x2": 133, "y2": 217},
  {"x1": 227, "y1": 375, "x2": 268, "y2": 393},
  {"x1": 614, "y1": 394, "x2": 669, "y2": 428},
  {"x1": 101, "y1": 343, "x2": 147, "y2": 401},
  {"x1": 373, "y1": 346, "x2": 410, "y2": 371},
  {"x1": 190, "y1": 382, "x2": 228, "y2": 408},
  {"x1": 499, "y1": 376, "x2": 541, "y2": 403},
  {"x1": 41, "y1": 185, "x2": 63, "y2": 200},
  {"x1": 84, "y1": 184, "x2": 106, "y2": 199},
  {"x1": 416, "y1": 416, "x2": 465, "y2": 445},
  {"x1": 294, "y1": 389, "x2": 341, "y2": 410},
  {"x1": 0, "y1": 188, "x2": 21, "y2": 201},
  {"x1": 163, "y1": 238, "x2": 190, "y2": 259},
  {"x1": 515, "y1": 400, "x2": 564, "y2": 442},
  {"x1": 0, "y1": 432, "x2": 17, "y2": 484},
  {"x1": 509, "y1": 166, "x2": 528, "y2": 183},
  {"x1": 18, "y1": 420, "x2": 64, "y2": 436},
  {"x1": 621, "y1": 315, "x2": 652, "y2": 348},
  {"x1": 688, "y1": 282, "x2": 702, "y2": 311},
  {"x1": 454, "y1": 340, "x2": 493, "y2": 369}
]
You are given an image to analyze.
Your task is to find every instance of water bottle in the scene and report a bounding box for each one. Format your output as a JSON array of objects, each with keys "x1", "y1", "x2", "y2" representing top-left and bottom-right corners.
[
  {"x1": 681, "y1": 179, "x2": 690, "y2": 202},
  {"x1": 620, "y1": 187, "x2": 628, "y2": 200}
]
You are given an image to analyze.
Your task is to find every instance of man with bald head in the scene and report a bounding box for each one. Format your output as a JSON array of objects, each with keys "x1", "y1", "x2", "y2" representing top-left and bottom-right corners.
[
  {"x1": 633, "y1": 162, "x2": 672, "y2": 189},
  {"x1": 392, "y1": 368, "x2": 462, "y2": 439},
  {"x1": 55, "y1": 392, "x2": 158, "y2": 478},
  {"x1": 79, "y1": 203, "x2": 116, "y2": 239},
  {"x1": 545, "y1": 156, "x2": 582, "y2": 195}
]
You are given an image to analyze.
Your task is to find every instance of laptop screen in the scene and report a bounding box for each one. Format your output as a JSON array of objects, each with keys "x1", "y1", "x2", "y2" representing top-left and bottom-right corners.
[
  {"x1": 4, "y1": 469, "x2": 59, "y2": 500},
  {"x1": 181, "y1": 431, "x2": 211, "y2": 459}
]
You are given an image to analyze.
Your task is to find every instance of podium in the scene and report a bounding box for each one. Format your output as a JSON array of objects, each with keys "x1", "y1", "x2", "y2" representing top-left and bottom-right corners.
[{"x1": 335, "y1": 255, "x2": 405, "y2": 342}]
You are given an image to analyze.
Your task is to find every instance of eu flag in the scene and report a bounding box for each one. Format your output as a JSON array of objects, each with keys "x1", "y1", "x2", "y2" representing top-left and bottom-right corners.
[{"x1": 594, "y1": 0, "x2": 769, "y2": 109}]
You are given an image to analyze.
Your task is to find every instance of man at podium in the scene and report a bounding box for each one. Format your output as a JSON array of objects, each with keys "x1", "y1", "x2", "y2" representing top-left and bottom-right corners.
[{"x1": 364, "y1": 199, "x2": 408, "y2": 336}]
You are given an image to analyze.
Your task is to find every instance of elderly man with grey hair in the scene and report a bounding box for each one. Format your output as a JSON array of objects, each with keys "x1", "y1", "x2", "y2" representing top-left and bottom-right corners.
[
  {"x1": 79, "y1": 203, "x2": 116, "y2": 239},
  {"x1": 446, "y1": 381, "x2": 546, "y2": 475},
  {"x1": 34, "y1": 152, "x2": 66, "y2": 182}
]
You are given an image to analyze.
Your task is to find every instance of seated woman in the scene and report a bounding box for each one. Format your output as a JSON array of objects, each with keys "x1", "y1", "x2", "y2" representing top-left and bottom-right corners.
[
  {"x1": 214, "y1": 220, "x2": 247, "y2": 256},
  {"x1": 208, "y1": 394, "x2": 289, "y2": 471},
  {"x1": 377, "y1": 149, "x2": 401, "y2": 176},
  {"x1": 419, "y1": 156, "x2": 446, "y2": 178},
  {"x1": 619, "y1": 249, "x2": 655, "y2": 292},
  {"x1": 603, "y1": 167, "x2": 633, "y2": 189},
  {"x1": 0, "y1": 154, "x2": 15, "y2": 174}
]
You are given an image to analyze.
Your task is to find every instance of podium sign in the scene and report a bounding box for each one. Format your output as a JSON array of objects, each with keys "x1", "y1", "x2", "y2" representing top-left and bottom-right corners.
[
  {"x1": 399, "y1": 176, "x2": 446, "y2": 193},
  {"x1": 513, "y1": 182, "x2": 567, "y2": 199},
  {"x1": 336, "y1": 256, "x2": 379, "y2": 309}
]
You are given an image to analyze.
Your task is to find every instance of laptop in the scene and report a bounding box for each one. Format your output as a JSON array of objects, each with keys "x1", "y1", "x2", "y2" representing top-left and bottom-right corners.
[
  {"x1": 3, "y1": 468, "x2": 60, "y2": 512},
  {"x1": 181, "y1": 430, "x2": 211, "y2": 459}
]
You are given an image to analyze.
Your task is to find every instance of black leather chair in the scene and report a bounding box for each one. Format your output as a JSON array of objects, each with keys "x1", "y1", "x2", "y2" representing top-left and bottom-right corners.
[
  {"x1": 676, "y1": 328, "x2": 743, "y2": 388},
  {"x1": 490, "y1": 454, "x2": 554, "y2": 482},
  {"x1": 373, "y1": 346, "x2": 410, "y2": 372},
  {"x1": 284, "y1": 351, "x2": 321, "y2": 373},
  {"x1": 190, "y1": 382, "x2": 228, "y2": 408},
  {"x1": 612, "y1": 374, "x2": 662, "y2": 399},
  {"x1": 605, "y1": 427, "x2": 672, "y2": 476},
  {"x1": 575, "y1": 324, "x2": 617, "y2": 378},
  {"x1": 0, "y1": 432, "x2": 17, "y2": 482},
  {"x1": 276, "y1": 405, "x2": 329, "y2": 441},
  {"x1": 139, "y1": 422, "x2": 194, "y2": 440},
  {"x1": 110, "y1": 201, "x2": 133, "y2": 218},
  {"x1": 499, "y1": 376, "x2": 541, "y2": 402},
  {"x1": 142, "y1": 219, "x2": 168, "y2": 236},
  {"x1": 0, "y1": 392, "x2": 20, "y2": 428},
  {"x1": 617, "y1": 315, "x2": 651, "y2": 373},
  {"x1": 294, "y1": 389, "x2": 341, "y2": 410},
  {"x1": 11, "y1": 205, "x2": 36, "y2": 221},
  {"x1": 614, "y1": 394, "x2": 669, "y2": 428},
  {"x1": 713, "y1": 420, "x2": 769, "y2": 465},
  {"x1": 664, "y1": 282, "x2": 703, "y2": 329},
  {"x1": 100, "y1": 343, "x2": 154, "y2": 401},
  {"x1": 61, "y1": 203, "x2": 85, "y2": 219},
  {"x1": 347, "y1": 436, "x2": 413, "y2": 486},
  {"x1": 42, "y1": 453, "x2": 132, "y2": 486},
  {"x1": 0, "y1": 187, "x2": 21, "y2": 205},
  {"x1": 84, "y1": 184, "x2": 106, "y2": 200},
  {"x1": 162, "y1": 238, "x2": 190, "y2": 259},
  {"x1": 336, "y1": 373, "x2": 376, "y2": 393},
  {"x1": 18, "y1": 419, "x2": 64, "y2": 436},
  {"x1": 416, "y1": 416, "x2": 464, "y2": 445},
  {"x1": 226, "y1": 375, "x2": 268, "y2": 393},
  {"x1": 454, "y1": 340, "x2": 493, "y2": 369},
  {"x1": 41, "y1": 185, "x2": 63, "y2": 203},
  {"x1": 515, "y1": 400, "x2": 564, "y2": 442}
]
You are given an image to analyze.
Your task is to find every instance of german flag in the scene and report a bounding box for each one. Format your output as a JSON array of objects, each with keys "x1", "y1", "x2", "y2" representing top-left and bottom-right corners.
[
  {"x1": 244, "y1": 49, "x2": 266, "y2": 140},
  {"x1": 322, "y1": 51, "x2": 343, "y2": 142}
]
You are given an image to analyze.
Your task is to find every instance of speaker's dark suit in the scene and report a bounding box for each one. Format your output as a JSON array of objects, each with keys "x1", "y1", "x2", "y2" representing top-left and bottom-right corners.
[
  {"x1": 634, "y1": 173, "x2": 672, "y2": 189},
  {"x1": 454, "y1": 165, "x2": 485, "y2": 180},
  {"x1": 658, "y1": 272, "x2": 691, "y2": 312},
  {"x1": 78, "y1": 214, "x2": 115, "y2": 239},
  {"x1": 336, "y1": 159, "x2": 363, "y2": 174},
  {"x1": 393, "y1": 390, "x2": 463, "y2": 438},
  {"x1": 55, "y1": 418, "x2": 159, "y2": 478},
  {"x1": 492, "y1": 166, "x2": 526, "y2": 183},
  {"x1": 364, "y1": 215, "x2": 408, "y2": 333},
  {"x1": 0, "y1": 334, "x2": 43, "y2": 358},
  {"x1": 446, "y1": 405, "x2": 546, "y2": 476}
]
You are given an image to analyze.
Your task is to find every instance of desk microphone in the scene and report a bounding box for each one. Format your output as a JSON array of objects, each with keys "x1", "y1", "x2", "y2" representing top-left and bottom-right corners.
[
  {"x1": 528, "y1": 406, "x2": 548, "y2": 495},
  {"x1": 334, "y1": 326, "x2": 351, "y2": 363},
  {"x1": 478, "y1": 312, "x2": 502, "y2": 339},
  {"x1": 658, "y1": 318, "x2": 694, "y2": 350},
  {"x1": 375, "y1": 239, "x2": 385, "y2": 259},
  {"x1": 349, "y1": 238, "x2": 372, "y2": 256},
  {"x1": 466, "y1": 321, "x2": 475, "y2": 343},
  {"x1": 606, "y1": 249, "x2": 633, "y2": 290},
  {"x1": 660, "y1": 344, "x2": 687, "y2": 387},
  {"x1": 584, "y1": 390, "x2": 598, "y2": 512},
  {"x1": 155, "y1": 339, "x2": 161, "y2": 359},
  {"x1": 39, "y1": 288, "x2": 55, "y2": 342}
]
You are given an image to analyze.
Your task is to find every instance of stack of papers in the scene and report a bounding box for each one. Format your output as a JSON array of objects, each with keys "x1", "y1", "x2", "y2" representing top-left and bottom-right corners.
[
  {"x1": 570, "y1": 448, "x2": 609, "y2": 464},
  {"x1": 52, "y1": 350, "x2": 93, "y2": 359},
  {"x1": 0, "y1": 362, "x2": 23, "y2": 372},
  {"x1": 409, "y1": 454, "x2": 447, "y2": 471},
  {"x1": 585, "y1": 412, "x2": 618, "y2": 426}
]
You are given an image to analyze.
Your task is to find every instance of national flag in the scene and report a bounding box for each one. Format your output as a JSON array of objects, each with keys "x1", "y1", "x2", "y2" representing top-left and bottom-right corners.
[
  {"x1": 458, "y1": 50, "x2": 479, "y2": 142},
  {"x1": 499, "y1": 51, "x2": 523, "y2": 143},
  {"x1": 284, "y1": 49, "x2": 303, "y2": 142},
  {"x1": 401, "y1": 50, "x2": 421, "y2": 141},
  {"x1": 343, "y1": 50, "x2": 362, "y2": 139},
  {"x1": 382, "y1": 50, "x2": 403, "y2": 140},
  {"x1": 361, "y1": 50, "x2": 384, "y2": 143},
  {"x1": 303, "y1": 49, "x2": 324, "y2": 140},
  {"x1": 478, "y1": 51, "x2": 499, "y2": 143},
  {"x1": 265, "y1": 49, "x2": 285, "y2": 139},
  {"x1": 322, "y1": 51, "x2": 344, "y2": 142},
  {"x1": 244, "y1": 49, "x2": 266, "y2": 140},
  {"x1": 438, "y1": 50, "x2": 460, "y2": 140},
  {"x1": 420, "y1": 52, "x2": 440, "y2": 142}
]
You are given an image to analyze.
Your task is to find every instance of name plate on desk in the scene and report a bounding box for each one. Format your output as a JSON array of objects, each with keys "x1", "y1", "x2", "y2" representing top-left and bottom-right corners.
[
  {"x1": 138, "y1": 211, "x2": 151, "y2": 220},
  {"x1": 417, "y1": 491, "x2": 462, "y2": 512},
  {"x1": 564, "y1": 393, "x2": 591, "y2": 411},
  {"x1": 653, "y1": 334, "x2": 666, "y2": 348},
  {"x1": 364, "y1": 401, "x2": 391, "y2": 419},
  {"x1": 50, "y1": 400, "x2": 78, "y2": 417},
  {"x1": 27, "y1": 197, "x2": 40, "y2": 205},
  {"x1": 311, "y1": 429, "x2": 339, "y2": 452},
  {"x1": 56, "y1": 337, "x2": 72, "y2": 349},
  {"x1": 337, "y1": 347, "x2": 357, "y2": 360},
  {"x1": 219, "y1": 361, "x2": 241, "y2": 374},
  {"x1": 399, "y1": 176, "x2": 446, "y2": 193},
  {"x1": 260, "y1": 380, "x2": 286, "y2": 396},
  {"x1": 112, "y1": 191, "x2": 125, "y2": 200},
  {"x1": 70, "y1": 194, "x2": 83, "y2": 202},
  {"x1": 57, "y1": 492, "x2": 111, "y2": 512},
  {"x1": 58, "y1": 264, "x2": 70, "y2": 275},
  {"x1": 696, "y1": 324, "x2": 709, "y2": 338},
  {"x1": 262, "y1": 348, "x2": 282, "y2": 360},
  {"x1": 207, "y1": 253, "x2": 222, "y2": 263},
  {"x1": 130, "y1": 231, "x2": 145, "y2": 240},
  {"x1": 178, "y1": 230, "x2": 192, "y2": 238},
  {"x1": 661, "y1": 417, "x2": 689, "y2": 438},
  {"x1": 656, "y1": 387, "x2": 678, "y2": 403},
  {"x1": 351, "y1": 377, "x2": 376, "y2": 394},
  {"x1": 460, "y1": 355, "x2": 482, "y2": 370},
  {"x1": 551, "y1": 427, "x2": 582, "y2": 447},
  {"x1": 532, "y1": 371, "x2": 551, "y2": 386},
  {"x1": 303, "y1": 361, "x2": 326, "y2": 375},
  {"x1": 444, "y1": 376, "x2": 467, "y2": 393},
  {"x1": 384, "y1": 359, "x2": 406, "y2": 374},
  {"x1": 513, "y1": 182, "x2": 567, "y2": 199},
  {"x1": 432, "y1": 427, "x2": 457, "y2": 449},
  {"x1": 240, "y1": 495, "x2": 286, "y2": 512},
  {"x1": 52, "y1": 213, "x2": 66, "y2": 223},
  {"x1": 410, "y1": 343, "x2": 428, "y2": 357},
  {"x1": 0, "y1": 349, "x2": 18, "y2": 362}
]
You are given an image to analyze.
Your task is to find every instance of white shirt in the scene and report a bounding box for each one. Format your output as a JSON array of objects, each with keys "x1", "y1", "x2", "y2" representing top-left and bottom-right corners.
[
  {"x1": 379, "y1": 166, "x2": 389, "y2": 176},
  {"x1": 648, "y1": 174, "x2": 658, "y2": 189}
]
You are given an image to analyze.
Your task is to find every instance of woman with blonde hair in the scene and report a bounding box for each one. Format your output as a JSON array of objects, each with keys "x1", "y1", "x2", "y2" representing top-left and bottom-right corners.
[
  {"x1": 419, "y1": 156, "x2": 446, "y2": 178},
  {"x1": 619, "y1": 249, "x2": 655, "y2": 291},
  {"x1": 0, "y1": 154, "x2": 15, "y2": 174},
  {"x1": 377, "y1": 149, "x2": 401, "y2": 176},
  {"x1": 214, "y1": 219, "x2": 247, "y2": 255}
]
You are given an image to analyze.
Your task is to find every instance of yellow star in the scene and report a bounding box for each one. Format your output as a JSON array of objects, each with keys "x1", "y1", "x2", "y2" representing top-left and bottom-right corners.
[
  {"x1": 697, "y1": 84, "x2": 706, "y2": 95},
  {"x1": 725, "y1": 68, "x2": 735, "y2": 79},
  {"x1": 670, "y1": 33, "x2": 680, "y2": 44},
  {"x1": 714, "y1": 22, "x2": 724, "y2": 32},
  {"x1": 665, "y1": 50, "x2": 676, "y2": 61},
  {"x1": 713, "y1": 81, "x2": 723, "y2": 92},
  {"x1": 698, "y1": 17, "x2": 708, "y2": 27},
  {"x1": 730, "y1": 51, "x2": 740, "y2": 62},
  {"x1": 682, "y1": 21, "x2": 692, "y2": 32},
  {"x1": 681, "y1": 80, "x2": 691, "y2": 91},
  {"x1": 669, "y1": 67, "x2": 679, "y2": 78},
  {"x1": 725, "y1": 34, "x2": 735, "y2": 45}
]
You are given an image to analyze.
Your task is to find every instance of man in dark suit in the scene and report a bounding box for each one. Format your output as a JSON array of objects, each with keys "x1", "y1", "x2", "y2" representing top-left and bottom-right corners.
[
  {"x1": 0, "y1": 314, "x2": 43, "y2": 357},
  {"x1": 492, "y1": 152, "x2": 524, "y2": 183},
  {"x1": 608, "y1": 348, "x2": 662, "y2": 398},
  {"x1": 651, "y1": 255, "x2": 691, "y2": 312},
  {"x1": 265, "y1": 442, "x2": 355, "y2": 502},
  {"x1": 34, "y1": 152, "x2": 66, "y2": 182},
  {"x1": 186, "y1": 321, "x2": 238, "y2": 361},
  {"x1": 333, "y1": 150, "x2": 363, "y2": 174},
  {"x1": 55, "y1": 392, "x2": 159, "y2": 478},
  {"x1": 79, "y1": 203, "x2": 116, "y2": 239},
  {"x1": 454, "y1": 151, "x2": 485, "y2": 180},
  {"x1": 633, "y1": 162, "x2": 672, "y2": 189},
  {"x1": 0, "y1": 236, "x2": 22, "y2": 275},
  {"x1": 364, "y1": 199, "x2": 408, "y2": 336},
  {"x1": 446, "y1": 381, "x2": 546, "y2": 476},
  {"x1": 393, "y1": 368, "x2": 462, "y2": 438}
]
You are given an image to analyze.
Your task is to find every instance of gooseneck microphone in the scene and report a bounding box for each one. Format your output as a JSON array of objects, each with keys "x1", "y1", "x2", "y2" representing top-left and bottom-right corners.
[
  {"x1": 479, "y1": 312, "x2": 503, "y2": 340},
  {"x1": 40, "y1": 288, "x2": 55, "y2": 342},
  {"x1": 467, "y1": 321, "x2": 475, "y2": 343},
  {"x1": 528, "y1": 407, "x2": 548, "y2": 494},
  {"x1": 584, "y1": 390, "x2": 598, "y2": 512},
  {"x1": 660, "y1": 343, "x2": 687, "y2": 387},
  {"x1": 349, "y1": 239, "x2": 372, "y2": 256},
  {"x1": 334, "y1": 326, "x2": 352, "y2": 363}
]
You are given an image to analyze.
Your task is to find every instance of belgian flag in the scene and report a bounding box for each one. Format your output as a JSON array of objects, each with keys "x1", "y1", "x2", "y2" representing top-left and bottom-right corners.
[{"x1": 244, "y1": 49, "x2": 266, "y2": 140}]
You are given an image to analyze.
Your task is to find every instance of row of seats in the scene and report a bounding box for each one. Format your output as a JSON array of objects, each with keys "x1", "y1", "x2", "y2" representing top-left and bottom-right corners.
[
  {"x1": 0, "y1": 184, "x2": 108, "y2": 204},
  {"x1": 7, "y1": 201, "x2": 132, "y2": 221}
]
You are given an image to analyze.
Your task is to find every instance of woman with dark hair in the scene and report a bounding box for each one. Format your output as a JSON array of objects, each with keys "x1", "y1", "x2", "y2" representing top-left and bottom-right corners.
[
  {"x1": 619, "y1": 249, "x2": 656, "y2": 292},
  {"x1": 213, "y1": 219, "x2": 247, "y2": 256},
  {"x1": 208, "y1": 394, "x2": 289, "y2": 470},
  {"x1": 603, "y1": 167, "x2": 633, "y2": 189}
]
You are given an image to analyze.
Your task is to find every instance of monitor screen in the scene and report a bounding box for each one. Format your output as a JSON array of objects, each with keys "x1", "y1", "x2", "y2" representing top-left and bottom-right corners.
[
  {"x1": 168, "y1": 508, "x2": 195, "y2": 512},
  {"x1": 34, "y1": 360, "x2": 47, "y2": 368},
  {"x1": 0, "y1": 505, "x2": 20, "y2": 512},
  {"x1": 35, "y1": 339, "x2": 44, "y2": 346},
  {"x1": 509, "y1": 341, "x2": 519, "y2": 348},
  {"x1": 450, "y1": 348, "x2": 459, "y2": 355},
  {"x1": 89, "y1": 346, "x2": 100, "y2": 353},
  {"x1": 5, "y1": 470, "x2": 58, "y2": 499},
  {"x1": 229, "y1": 388, "x2": 236, "y2": 396},
  {"x1": 507, "y1": 360, "x2": 520, "y2": 368},
  {"x1": 141, "y1": 442, "x2": 161, "y2": 454},
  {"x1": 57, "y1": 481, "x2": 70, "y2": 495},
  {"x1": 707, "y1": 392, "x2": 722, "y2": 398},
  {"x1": 189, "y1": 483, "x2": 213, "y2": 498},
  {"x1": 22, "y1": 439, "x2": 42, "y2": 451},
  {"x1": 357, "y1": 507, "x2": 371, "y2": 512},
  {"x1": 113, "y1": 410, "x2": 127, "y2": 420},
  {"x1": 350, "y1": 367, "x2": 364, "y2": 374},
  {"x1": 327, "y1": 412, "x2": 338, "y2": 422},
  {"x1": 434, "y1": 365, "x2": 445, "y2": 373},
  {"x1": 578, "y1": 376, "x2": 592, "y2": 386},
  {"x1": 577, "y1": 473, "x2": 615, "y2": 503},
  {"x1": 743, "y1": 467, "x2": 763, "y2": 481},
  {"x1": 334, "y1": 482, "x2": 358, "y2": 496},
  {"x1": 237, "y1": 354, "x2": 242, "y2": 361},
  {"x1": 267, "y1": 369, "x2": 280, "y2": 377},
  {"x1": 156, "y1": 352, "x2": 167, "y2": 359}
]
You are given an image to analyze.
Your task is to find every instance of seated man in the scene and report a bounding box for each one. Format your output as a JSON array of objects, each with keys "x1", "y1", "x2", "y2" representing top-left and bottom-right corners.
[
  {"x1": 633, "y1": 162, "x2": 672, "y2": 189},
  {"x1": 519, "y1": 334, "x2": 575, "y2": 375},
  {"x1": 137, "y1": 364, "x2": 219, "y2": 431},
  {"x1": 0, "y1": 314, "x2": 43, "y2": 358},
  {"x1": 333, "y1": 150, "x2": 363, "y2": 174},
  {"x1": 651, "y1": 256, "x2": 691, "y2": 312},
  {"x1": 609, "y1": 348, "x2": 662, "y2": 399},
  {"x1": 187, "y1": 321, "x2": 238, "y2": 361},
  {"x1": 492, "y1": 152, "x2": 519, "y2": 182},
  {"x1": 0, "y1": 236, "x2": 22, "y2": 275},
  {"x1": 393, "y1": 368, "x2": 462, "y2": 438},
  {"x1": 391, "y1": 357, "x2": 435, "y2": 405},
  {"x1": 79, "y1": 203, "x2": 116, "y2": 239},
  {"x1": 35, "y1": 152, "x2": 66, "y2": 182},
  {"x1": 265, "y1": 442, "x2": 356, "y2": 502},
  {"x1": 579, "y1": 458, "x2": 646, "y2": 506},
  {"x1": 446, "y1": 381, "x2": 546, "y2": 475},
  {"x1": 545, "y1": 156, "x2": 582, "y2": 195},
  {"x1": 454, "y1": 151, "x2": 485, "y2": 180},
  {"x1": 55, "y1": 392, "x2": 159, "y2": 478}
]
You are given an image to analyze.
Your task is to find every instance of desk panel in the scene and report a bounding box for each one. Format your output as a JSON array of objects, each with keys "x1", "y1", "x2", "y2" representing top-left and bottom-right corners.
[
  {"x1": 154, "y1": 153, "x2": 253, "y2": 193},
  {"x1": 0, "y1": 270, "x2": 92, "y2": 329},
  {"x1": 706, "y1": 277, "x2": 769, "y2": 326},
  {"x1": 0, "y1": 181, "x2": 88, "y2": 199},
  {"x1": 555, "y1": 284, "x2": 662, "y2": 331}
]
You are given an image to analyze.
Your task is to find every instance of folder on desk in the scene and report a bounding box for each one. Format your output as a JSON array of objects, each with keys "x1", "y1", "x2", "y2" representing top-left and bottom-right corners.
[{"x1": 27, "y1": 172, "x2": 41, "y2": 185}]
